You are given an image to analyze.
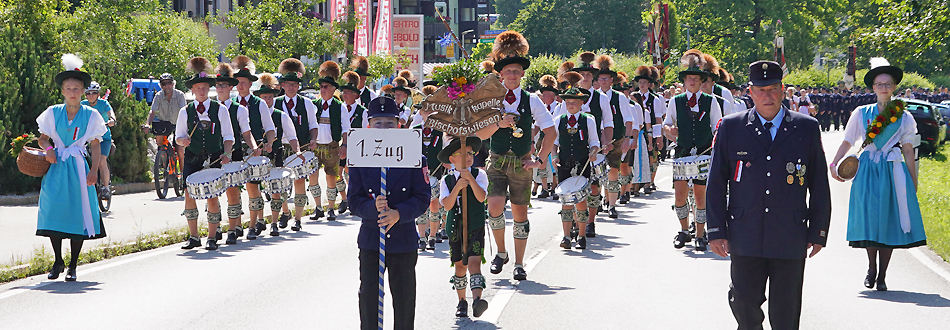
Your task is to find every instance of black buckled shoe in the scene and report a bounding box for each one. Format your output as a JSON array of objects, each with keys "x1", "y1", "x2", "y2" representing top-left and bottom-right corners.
[
  {"x1": 560, "y1": 237, "x2": 572, "y2": 250},
  {"x1": 575, "y1": 236, "x2": 587, "y2": 249},
  {"x1": 247, "y1": 227, "x2": 258, "y2": 240},
  {"x1": 618, "y1": 192, "x2": 630, "y2": 204},
  {"x1": 65, "y1": 266, "x2": 77, "y2": 282},
  {"x1": 538, "y1": 189, "x2": 550, "y2": 199},
  {"x1": 309, "y1": 208, "x2": 325, "y2": 220},
  {"x1": 48, "y1": 261, "x2": 65, "y2": 280},
  {"x1": 225, "y1": 231, "x2": 238, "y2": 245},
  {"x1": 279, "y1": 215, "x2": 290, "y2": 228},
  {"x1": 490, "y1": 255, "x2": 508, "y2": 274},
  {"x1": 586, "y1": 222, "x2": 596, "y2": 238},
  {"x1": 439, "y1": 229, "x2": 448, "y2": 240},
  {"x1": 694, "y1": 236, "x2": 708, "y2": 251},
  {"x1": 608, "y1": 207, "x2": 619, "y2": 219},
  {"x1": 256, "y1": 221, "x2": 267, "y2": 235},
  {"x1": 455, "y1": 300, "x2": 468, "y2": 317},
  {"x1": 418, "y1": 238, "x2": 427, "y2": 252},
  {"x1": 337, "y1": 200, "x2": 348, "y2": 214},
  {"x1": 290, "y1": 220, "x2": 302, "y2": 231},
  {"x1": 327, "y1": 209, "x2": 336, "y2": 221},
  {"x1": 864, "y1": 272, "x2": 876, "y2": 289},
  {"x1": 472, "y1": 298, "x2": 489, "y2": 318},
  {"x1": 427, "y1": 238, "x2": 436, "y2": 250},
  {"x1": 513, "y1": 266, "x2": 527, "y2": 281},
  {"x1": 181, "y1": 237, "x2": 201, "y2": 250},
  {"x1": 673, "y1": 231, "x2": 690, "y2": 249},
  {"x1": 435, "y1": 231, "x2": 444, "y2": 243},
  {"x1": 270, "y1": 223, "x2": 280, "y2": 236},
  {"x1": 205, "y1": 238, "x2": 218, "y2": 250}
]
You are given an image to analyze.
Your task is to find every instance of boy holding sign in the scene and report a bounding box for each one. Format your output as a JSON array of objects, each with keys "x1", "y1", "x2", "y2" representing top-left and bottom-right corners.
[{"x1": 349, "y1": 97, "x2": 430, "y2": 330}]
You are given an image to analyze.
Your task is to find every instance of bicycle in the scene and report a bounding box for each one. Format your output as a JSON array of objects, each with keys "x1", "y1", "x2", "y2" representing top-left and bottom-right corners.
[
  {"x1": 86, "y1": 144, "x2": 113, "y2": 213},
  {"x1": 149, "y1": 122, "x2": 183, "y2": 199}
]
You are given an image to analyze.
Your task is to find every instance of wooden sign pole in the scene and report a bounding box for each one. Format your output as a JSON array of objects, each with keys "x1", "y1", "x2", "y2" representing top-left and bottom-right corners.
[{"x1": 460, "y1": 135, "x2": 469, "y2": 265}]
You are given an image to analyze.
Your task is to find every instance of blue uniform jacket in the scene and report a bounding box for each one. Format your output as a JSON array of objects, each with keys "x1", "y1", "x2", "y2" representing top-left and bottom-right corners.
[
  {"x1": 706, "y1": 108, "x2": 831, "y2": 259},
  {"x1": 348, "y1": 159, "x2": 431, "y2": 254}
]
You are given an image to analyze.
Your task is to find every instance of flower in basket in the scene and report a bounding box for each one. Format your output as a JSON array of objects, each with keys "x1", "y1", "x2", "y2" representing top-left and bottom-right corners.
[
  {"x1": 8, "y1": 133, "x2": 37, "y2": 158},
  {"x1": 430, "y1": 59, "x2": 484, "y2": 101}
]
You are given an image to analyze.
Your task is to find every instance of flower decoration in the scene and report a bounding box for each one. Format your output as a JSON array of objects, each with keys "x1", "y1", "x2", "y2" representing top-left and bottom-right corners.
[
  {"x1": 8, "y1": 132, "x2": 37, "y2": 157},
  {"x1": 429, "y1": 59, "x2": 484, "y2": 100},
  {"x1": 198, "y1": 72, "x2": 207, "y2": 78},
  {"x1": 862, "y1": 100, "x2": 905, "y2": 148}
]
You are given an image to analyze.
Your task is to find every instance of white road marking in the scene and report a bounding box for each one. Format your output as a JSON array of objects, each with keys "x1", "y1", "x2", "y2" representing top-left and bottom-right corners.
[
  {"x1": 478, "y1": 236, "x2": 556, "y2": 323},
  {"x1": 909, "y1": 247, "x2": 950, "y2": 284}
]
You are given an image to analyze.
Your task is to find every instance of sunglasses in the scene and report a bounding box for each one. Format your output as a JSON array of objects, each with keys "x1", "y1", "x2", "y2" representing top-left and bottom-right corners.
[
  {"x1": 160, "y1": 81, "x2": 174, "y2": 86},
  {"x1": 452, "y1": 151, "x2": 477, "y2": 157},
  {"x1": 85, "y1": 91, "x2": 98, "y2": 95}
]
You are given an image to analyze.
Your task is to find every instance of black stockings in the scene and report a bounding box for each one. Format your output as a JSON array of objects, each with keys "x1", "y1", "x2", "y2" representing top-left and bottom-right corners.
[
  {"x1": 866, "y1": 247, "x2": 893, "y2": 280},
  {"x1": 49, "y1": 237, "x2": 84, "y2": 267}
]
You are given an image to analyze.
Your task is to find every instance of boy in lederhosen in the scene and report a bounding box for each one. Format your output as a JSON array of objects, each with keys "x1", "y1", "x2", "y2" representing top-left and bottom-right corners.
[
  {"x1": 593, "y1": 55, "x2": 637, "y2": 222},
  {"x1": 533, "y1": 74, "x2": 561, "y2": 200},
  {"x1": 176, "y1": 57, "x2": 235, "y2": 251},
  {"x1": 412, "y1": 101, "x2": 446, "y2": 251},
  {"x1": 273, "y1": 58, "x2": 318, "y2": 235},
  {"x1": 309, "y1": 61, "x2": 350, "y2": 222},
  {"x1": 438, "y1": 137, "x2": 489, "y2": 318},
  {"x1": 253, "y1": 73, "x2": 301, "y2": 238},
  {"x1": 335, "y1": 71, "x2": 370, "y2": 219}
]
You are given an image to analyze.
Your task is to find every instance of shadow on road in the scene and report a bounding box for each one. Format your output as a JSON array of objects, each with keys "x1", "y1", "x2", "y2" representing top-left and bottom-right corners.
[
  {"x1": 177, "y1": 231, "x2": 318, "y2": 259},
  {"x1": 513, "y1": 280, "x2": 574, "y2": 296},
  {"x1": 682, "y1": 250, "x2": 730, "y2": 261},
  {"x1": 32, "y1": 281, "x2": 102, "y2": 294},
  {"x1": 153, "y1": 197, "x2": 185, "y2": 202},
  {"x1": 859, "y1": 290, "x2": 950, "y2": 307},
  {"x1": 585, "y1": 234, "x2": 630, "y2": 256},
  {"x1": 452, "y1": 317, "x2": 500, "y2": 330}
]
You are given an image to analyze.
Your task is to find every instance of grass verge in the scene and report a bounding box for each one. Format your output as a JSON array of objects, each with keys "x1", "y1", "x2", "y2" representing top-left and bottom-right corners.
[{"x1": 918, "y1": 143, "x2": 950, "y2": 262}]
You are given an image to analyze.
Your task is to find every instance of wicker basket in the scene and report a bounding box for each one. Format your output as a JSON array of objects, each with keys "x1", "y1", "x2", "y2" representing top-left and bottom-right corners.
[
  {"x1": 837, "y1": 155, "x2": 859, "y2": 181},
  {"x1": 17, "y1": 146, "x2": 51, "y2": 177}
]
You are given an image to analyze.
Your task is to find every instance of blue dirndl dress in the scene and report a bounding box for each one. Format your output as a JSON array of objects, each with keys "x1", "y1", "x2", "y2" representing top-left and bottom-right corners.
[
  {"x1": 845, "y1": 104, "x2": 926, "y2": 248},
  {"x1": 35, "y1": 104, "x2": 108, "y2": 240}
]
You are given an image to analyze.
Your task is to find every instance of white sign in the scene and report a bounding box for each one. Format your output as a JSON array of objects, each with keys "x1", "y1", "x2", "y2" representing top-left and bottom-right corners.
[
  {"x1": 347, "y1": 129, "x2": 423, "y2": 168},
  {"x1": 392, "y1": 15, "x2": 424, "y2": 83}
]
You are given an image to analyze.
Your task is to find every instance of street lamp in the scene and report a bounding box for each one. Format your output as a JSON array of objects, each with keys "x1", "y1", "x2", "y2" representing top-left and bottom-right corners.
[
  {"x1": 679, "y1": 24, "x2": 691, "y2": 49},
  {"x1": 461, "y1": 30, "x2": 474, "y2": 59}
]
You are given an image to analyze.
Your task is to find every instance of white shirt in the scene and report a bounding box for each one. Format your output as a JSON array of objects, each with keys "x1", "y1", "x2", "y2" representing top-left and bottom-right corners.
[
  {"x1": 552, "y1": 112, "x2": 601, "y2": 148},
  {"x1": 439, "y1": 167, "x2": 490, "y2": 203},
  {"x1": 175, "y1": 99, "x2": 235, "y2": 142},
  {"x1": 662, "y1": 91, "x2": 722, "y2": 133},
  {"x1": 315, "y1": 97, "x2": 352, "y2": 144},
  {"x1": 236, "y1": 94, "x2": 278, "y2": 137},
  {"x1": 502, "y1": 87, "x2": 555, "y2": 130},
  {"x1": 270, "y1": 106, "x2": 299, "y2": 144},
  {"x1": 344, "y1": 101, "x2": 370, "y2": 128},
  {"x1": 278, "y1": 94, "x2": 319, "y2": 130},
  {"x1": 604, "y1": 89, "x2": 639, "y2": 128},
  {"x1": 535, "y1": 101, "x2": 560, "y2": 129},
  {"x1": 715, "y1": 86, "x2": 738, "y2": 115},
  {"x1": 359, "y1": 87, "x2": 378, "y2": 107},
  {"x1": 637, "y1": 91, "x2": 666, "y2": 121},
  {"x1": 552, "y1": 88, "x2": 614, "y2": 128},
  {"x1": 220, "y1": 98, "x2": 251, "y2": 135}
]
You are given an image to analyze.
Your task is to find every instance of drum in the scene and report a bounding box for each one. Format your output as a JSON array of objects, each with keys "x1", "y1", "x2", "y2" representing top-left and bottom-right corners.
[
  {"x1": 261, "y1": 168, "x2": 294, "y2": 195},
  {"x1": 221, "y1": 162, "x2": 250, "y2": 188},
  {"x1": 555, "y1": 176, "x2": 590, "y2": 205},
  {"x1": 245, "y1": 156, "x2": 273, "y2": 181},
  {"x1": 284, "y1": 151, "x2": 317, "y2": 179},
  {"x1": 672, "y1": 155, "x2": 712, "y2": 181},
  {"x1": 837, "y1": 154, "x2": 859, "y2": 180},
  {"x1": 185, "y1": 168, "x2": 226, "y2": 199},
  {"x1": 590, "y1": 154, "x2": 608, "y2": 181}
]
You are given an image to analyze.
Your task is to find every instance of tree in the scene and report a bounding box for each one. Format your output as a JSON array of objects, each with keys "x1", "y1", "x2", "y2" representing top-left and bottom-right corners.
[
  {"x1": 857, "y1": 0, "x2": 950, "y2": 76},
  {"x1": 510, "y1": 0, "x2": 649, "y2": 56},
  {"x1": 494, "y1": 0, "x2": 526, "y2": 28},
  {"x1": 224, "y1": 0, "x2": 355, "y2": 74}
]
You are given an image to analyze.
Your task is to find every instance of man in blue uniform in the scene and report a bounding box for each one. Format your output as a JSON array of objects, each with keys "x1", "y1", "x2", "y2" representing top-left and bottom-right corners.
[
  {"x1": 706, "y1": 61, "x2": 831, "y2": 330},
  {"x1": 349, "y1": 97, "x2": 430, "y2": 330}
]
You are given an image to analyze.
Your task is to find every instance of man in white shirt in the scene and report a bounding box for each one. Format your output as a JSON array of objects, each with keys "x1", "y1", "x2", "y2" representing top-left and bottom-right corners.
[
  {"x1": 310, "y1": 60, "x2": 350, "y2": 222},
  {"x1": 273, "y1": 58, "x2": 319, "y2": 234}
]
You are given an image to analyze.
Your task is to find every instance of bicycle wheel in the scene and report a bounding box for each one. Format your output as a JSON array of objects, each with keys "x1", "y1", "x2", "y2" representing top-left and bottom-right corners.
[
  {"x1": 97, "y1": 181, "x2": 112, "y2": 213},
  {"x1": 154, "y1": 147, "x2": 170, "y2": 199},
  {"x1": 171, "y1": 151, "x2": 184, "y2": 197}
]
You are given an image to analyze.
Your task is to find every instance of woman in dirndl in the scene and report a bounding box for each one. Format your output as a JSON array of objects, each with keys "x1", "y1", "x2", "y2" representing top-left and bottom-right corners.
[
  {"x1": 35, "y1": 54, "x2": 108, "y2": 281},
  {"x1": 830, "y1": 58, "x2": 927, "y2": 291}
]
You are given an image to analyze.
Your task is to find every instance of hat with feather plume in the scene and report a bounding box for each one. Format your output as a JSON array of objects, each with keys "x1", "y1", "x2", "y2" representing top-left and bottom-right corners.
[{"x1": 490, "y1": 31, "x2": 531, "y2": 72}]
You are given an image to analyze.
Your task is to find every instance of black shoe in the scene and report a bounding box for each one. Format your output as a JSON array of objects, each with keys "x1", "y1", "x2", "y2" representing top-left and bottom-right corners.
[
  {"x1": 279, "y1": 215, "x2": 289, "y2": 228},
  {"x1": 538, "y1": 189, "x2": 550, "y2": 199},
  {"x1": 694, "y1": 236, "x2": 708, "y2": 251},
  {"x1": 225, "y1": 231, "x2": 237, "y2": 245},
  {"x1": 586, "y1": 222, "x2": 596, "y2": 238},
  {"x1": 310, "y1": 208, "x2": 325, "y2": 220},
  {"x1": 48, "y1": 261, "x2": 65, "y2": 280},
  {"x1": 864, "y1": 272, "x2": 876, "y2": 289},
  {"x1": 247, "y1": 227, "x2": 258, "y2": 240},
  {"x1": 256, "y1": 221, "x2": 267, "y2": 235},
  {"x1": 644, "y1": 187, "x2": 654, "y2": 194},
  {"x1": 427, "y1": 239, "x2": 436, "y2": 250},
  {"x1": 337, "y1": 200, "x2": 348, "y2": 214},
  {"x1": 215, "y1": 229, "x2": 223, "y2": 241},
  {"x1": 551, "y1": 191, "x2": 559, "y2": 200},
  {"x1": 597, "y1": 205, "x2": 604, "y2": 214},
  {"x1": 418, "y1": 238, "x2": 427, "y2": 252},
  {"x1": 513, "y1": 266, "x2": 527, "y2": 281},
  {"x1": 205, "y1": 239, "x2": 218, "y2": 250},
  {"x1": 472, "y1": 298, "x2": 489, "y2": 317},
  {"x1": 439, "y1": 229, "x2": 448, "y2": 240},
  {"x1": 633, "y1": 191, "x2": 641, "y2": 198},
  {"x1": 575, "y1": 236, "x2": 587, "y2": 249},
  {"x1": 608, "y1": 207, "x2": 619, "y2": 219},
  {"x1": 65, "y1": 266, "x2": 77, "y2": 282},
  {"x1": 490, "y1": 255, "x2": 508, "y2": 274},
  {"x1": 673, "y1": 231, "x2": 690, "y2": 249},
  {"x1": 435, "y1": 230, "x2": 444, "y2": 243},
  {"x1": 181, "y1": 237, "x2": 201, "y2": 250},
  {"x1": 290, "y1": 220, "x2": 302, "y2": 231},
  {"x1": 327, "y1": 209, "x2": 336, "y2": 221},
  {"x1": 876, "y1": 278, "x2": 887, "y2": 291},
  {"x1": 270, "y1": 223, "x2": 280, "y2": 236},
  {"x1": 618, "y1": 192, "x2": 629, "y2": 204},
  {"x1": 650, "y1": 184, "x2": 657, "y2": 191},
  {"x1": 455, "y1": 300, "x2": 468, "y2": 317},
  {"x1": 236, "y1": 226, "x2": 244, "y2": 238},
  {"x1": 560, "y1": 237, "x2": 572, "y2": 250}
]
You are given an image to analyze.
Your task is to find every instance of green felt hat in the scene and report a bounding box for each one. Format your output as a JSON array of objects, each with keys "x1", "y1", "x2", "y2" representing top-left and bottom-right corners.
[{"x1": 438, "y1": 137, "x2": 483, "y2": 164}]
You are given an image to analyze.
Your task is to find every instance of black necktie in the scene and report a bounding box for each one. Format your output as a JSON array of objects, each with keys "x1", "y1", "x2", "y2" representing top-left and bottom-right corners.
[{"x1": 764, "y1": 122, "x2": 774, "y2": 141}]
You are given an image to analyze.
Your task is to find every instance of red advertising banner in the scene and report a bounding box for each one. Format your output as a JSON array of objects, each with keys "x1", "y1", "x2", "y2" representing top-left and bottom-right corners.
[
  {"x1": 331, "y1": 0, "x2": 347, "y2": 21},
  {"x1": 355, "y1": 0, "x2": 370, "y2": 56},
  {"x1": 373, "y1": 0, "x2": 392, "y2": 54},
  {"x1": 392, "y1": 15, "x2": 423, "y2": 81}
]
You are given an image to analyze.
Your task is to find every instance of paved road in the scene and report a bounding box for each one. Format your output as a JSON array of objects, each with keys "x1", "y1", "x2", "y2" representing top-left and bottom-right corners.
[{"x1": 1, "y1": 130, "x2": 949, "y2": 329}]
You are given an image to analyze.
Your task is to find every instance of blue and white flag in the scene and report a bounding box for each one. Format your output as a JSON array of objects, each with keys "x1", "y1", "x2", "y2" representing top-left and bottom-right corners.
[{"x1": 438, "y1": 32, "x2": 452, "y2": 47}]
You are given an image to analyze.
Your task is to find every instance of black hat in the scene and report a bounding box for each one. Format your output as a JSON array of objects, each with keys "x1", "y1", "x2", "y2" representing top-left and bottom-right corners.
[
  {"x1": 633, "y1": 65, "x2": 655, "y2": 84},
  {"x1": 438, "y1": 137, "x2": 483, "y2": 164},
  {"x1": 864, "y1": 57, "x2": 903, "y2": 88},
  {"x1": 367, "y1": 96, "x2": 401, "y2": 119},
  {"x1": 538, "y1": 75, "x2": 559, "y2": 94},
  {"x1": 572, "y1": 52, "x2": 599, "y2": 73},
  {"x1": 253, "y1": 73, "x2": 281, "y2": 96},
  {"x1": 317, "y1": 61, "x2": 341, "y2": 89},
  {"x1": 747, "y1": 60, "x2": 784, "y2": 86},
  {"x1": 422, "y1": 80, "x2": 440, "y2": 87},
  {"x1": 278, "y1": 58, "x2": 306, "y2": 83},
  {"x1": 231, "y1": 55, "x2": 258, "y2": 82},
  {"x1": 678, "y1": 50, "x2": 709, "y2": 82},
  {"x1": 215, "y1": 63, "x2": 239, "y2": 86},
  {"x1": 491, "y1": 31, "x2": 531, "y2": 72},
  {"x1": 594, "y1": 55, "x2": 617, "y2": 78},
  {"x1": 54, "y1": 54, "x2": 92, "y2": 88},
  {"x1": 339, "y1": 71, "x2": 361, "y2": 93},
  {"x1": 184, "y1": 57, "x2": 217, "y2": 89},
  {"x1": 559, "y1": 86, "x2": 590, "y2": 101}
]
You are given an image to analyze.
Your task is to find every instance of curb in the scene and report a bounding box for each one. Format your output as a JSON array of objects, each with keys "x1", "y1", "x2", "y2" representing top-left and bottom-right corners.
[{"x1": 0, "y1": 182, "x2": 154, "y2": 206}]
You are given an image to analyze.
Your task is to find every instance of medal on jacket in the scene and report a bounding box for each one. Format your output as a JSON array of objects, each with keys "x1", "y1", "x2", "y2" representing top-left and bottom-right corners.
[
  {"x1": 797, "y1": 164, "x2": 806, "y2": 186},
  {"x1": 787, "y1": 175, "x2": 794, "y2": 185},
  {"x1": 567, "y1": 127, "x2": 579, "y2": 135},
  {"x1": 786, "y1": 162, "x2": 795, "y2": 174}
]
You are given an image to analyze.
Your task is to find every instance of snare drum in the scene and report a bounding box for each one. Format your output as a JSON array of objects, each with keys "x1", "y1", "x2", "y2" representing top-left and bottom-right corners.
[
  {"x1": 590, "y1": 154, "x2": 608, "y2": 181},
  {"x1": 555, "y1": 176, "x2": 590, "y2": 205},
  {"x1": 245, "y1": 156, "x2": 273, "y2": 181},
  {"x1": 222, "y1": 162, "x2": 251, "y2": 188},
  {"x1": 261, "y1": 168, "x2": 294, "y2": 195},
  {"x1": 186, "y1": 168, "x2": 226, "y2": 199},
  {"x1": 672, "y1": 155, "x2": 712, "y2": 181},
  {"x1": 284, "y1": 151, "x2": 317, "y2": 179}
]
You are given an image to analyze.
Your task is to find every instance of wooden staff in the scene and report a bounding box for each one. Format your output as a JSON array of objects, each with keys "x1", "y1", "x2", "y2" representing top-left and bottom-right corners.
[{"x1": 460, "y1": 135, "x2": 469, "y2": 266}]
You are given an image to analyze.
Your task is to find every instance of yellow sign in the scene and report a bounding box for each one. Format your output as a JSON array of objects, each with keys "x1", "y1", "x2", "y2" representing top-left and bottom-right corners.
[{"x1": 446, "y1": 43, "x2": 454, "y2": 57}]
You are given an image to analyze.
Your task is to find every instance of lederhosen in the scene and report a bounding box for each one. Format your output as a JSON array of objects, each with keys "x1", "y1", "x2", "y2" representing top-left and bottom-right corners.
[
  {"x1": 183, "y1": 102, "x2": 224, "y2": 179},
  {"x1": 556, "y1": 113, "x2": 593, "y2": 182},
  {"x1": 487, "y1": 89, "x2": 534, "y2": 206},
  {"x1": 313, "y1": 98, "x2": 343, "y2": 176},
  {"x1": 445, "y1": 168, "x2": 486, "y2": 263},
  {"x1": 673, "y1": 93, "x2": 713, "y2": 185}
]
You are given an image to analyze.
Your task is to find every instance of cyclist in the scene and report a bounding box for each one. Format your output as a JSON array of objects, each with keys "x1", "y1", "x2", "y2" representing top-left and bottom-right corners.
[
  {"x1": 82, "y1": 81, "x2": 115, "y2": 197},
  {"x1": 142, "y1": 73, "x2": 187, "y2": 168}
]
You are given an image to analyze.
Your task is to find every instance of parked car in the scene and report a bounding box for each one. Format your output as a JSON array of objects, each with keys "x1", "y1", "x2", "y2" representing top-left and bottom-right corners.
[
  {"x1": 900, "y1": 99, "x2": 946, "y2": 155},
  {"x1": 934, "y1": 103, "x2": 950, "y2": 141}
]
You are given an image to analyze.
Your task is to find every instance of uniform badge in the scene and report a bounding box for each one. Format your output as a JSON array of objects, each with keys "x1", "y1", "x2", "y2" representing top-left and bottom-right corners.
[
  {"x1": 800, "y1": 177, "x2": 805, "y2": 186},
  {"x1": 787, "y1": 175, "x2": 794, "y2": 185},
  {"x1": 786, "y1": 162, "x2": 795, "y2": 174},
  {"x1": 423, "y1": 137, "x2": 432, "y2": 144},
  {"x1": 745, "y1": 162, "x2": 751, "y2": 168},
  {"x1": 820, "y1": 230, "x2": 827, "y2": 238},
  {"x1": 737, "y1": 151, "x2": 748, "y2": 155},
  {"x1": 567, "y1": 127, "x2": 579, "y2": 135}
]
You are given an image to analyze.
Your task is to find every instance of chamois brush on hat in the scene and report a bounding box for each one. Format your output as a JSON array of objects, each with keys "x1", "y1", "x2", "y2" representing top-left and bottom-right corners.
[{"x1": 491, "y1": 30, "x2": 530, "y2": 72}]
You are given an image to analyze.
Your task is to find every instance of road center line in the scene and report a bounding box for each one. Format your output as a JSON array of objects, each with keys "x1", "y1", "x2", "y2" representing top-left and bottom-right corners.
[{"x1": 478, "y1": 236, "x2": 556, "y2": 324}]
